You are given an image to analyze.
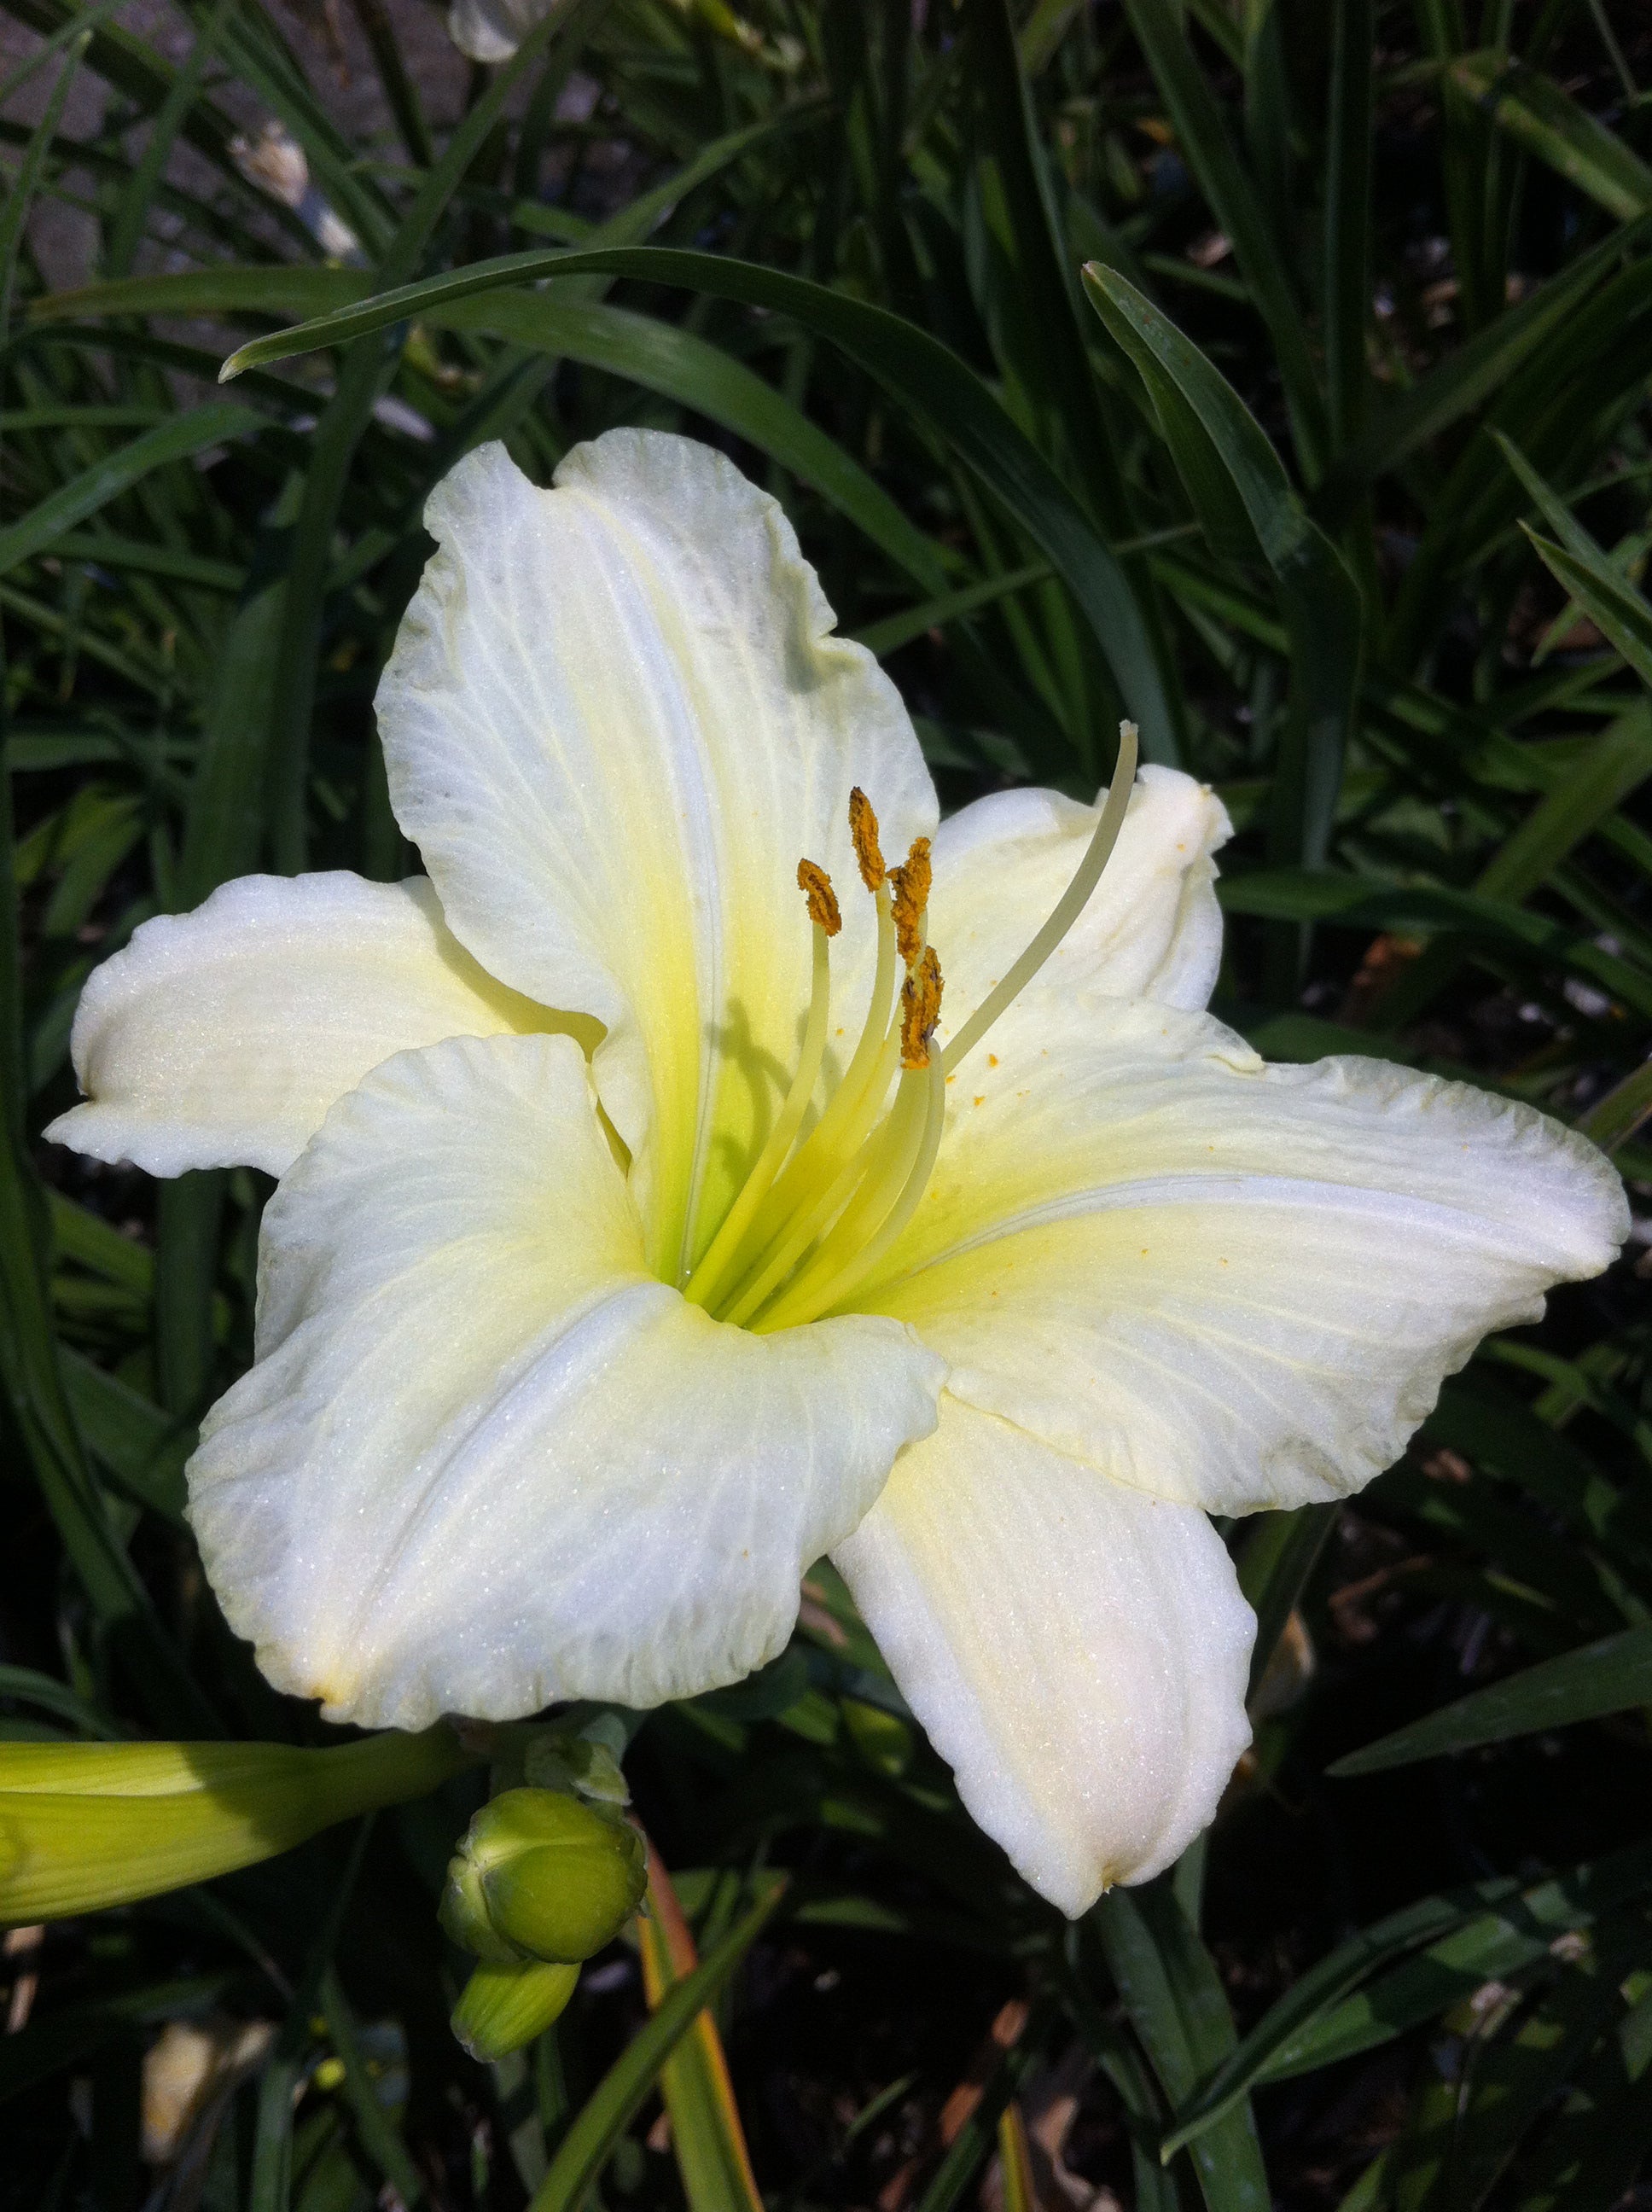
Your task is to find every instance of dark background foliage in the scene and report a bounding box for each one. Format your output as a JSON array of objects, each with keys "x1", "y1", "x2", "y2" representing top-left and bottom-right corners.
[{"x1": 3, "y1": 1, "x2": 1652, "y2": 2206}]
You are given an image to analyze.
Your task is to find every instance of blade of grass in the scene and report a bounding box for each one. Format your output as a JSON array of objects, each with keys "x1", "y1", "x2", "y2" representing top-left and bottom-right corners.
[
  {"x1": 1578, "y1": 1058, "x2": 1652, "y2": 1155},
  {"x1": 911, "y1": 2005, "x2": 1050, "y2": 2212},
  {"x1": 0, "y1": 739, "x2": 213, "y2": 1733},
  {"x1": 1365, "y1": 699, "x2": 1652, "y2": 1032},
  {"x1": 851, "y1": 562, "x2": 1050, "y2": 655},
  {"x1": 43, "y1": 532, "x2": 243, "y2": 591},
  {"x1": 1217, "y1": 870, "x2": 1652, "y2": 1019},
  {"x1": 433, "y1": 291, "x2": 950, "y2": 594},
  {"x1": 1237, "y1": 1503, "x2": 1339, "y2": 1704},
  {"x1": 60, "y1": 1350, "x2": 189, "y2": 1522},
  {"x1": 996, "y1": 2102, "x2": 1038, "y2": 2212},
  {"x1": 321, "y1": 1960, "x2": 426, "y2": 2207},
  {"x1": 963, "y1": 0, "x2": 1144, "y2": 537},
  {"x1": 344, "y1": 0, "x2": 433, "y2": 169},
  {"x1": 29, "y1": 265, "x2": 366, "y2": 324},
  {"x1": 1319, "y1": 214, "x2": 1651, "y2": 508},
  {"x1": 263, "y1": 0, "x2": 603, "y2": 870},
  {"x1": 528, "y1": 1882, "x2": 784, "y2": 2212},
  {"x1": 964, "y1": 0, "x2": 1184, "y2": 752},
  {"x1": 0, "y1": 0, "x2": 127, "y2": 109},
  {"x1": 104, "y1": 0, "x2": 233, "y2": 280},
  {"x1": 248, "y1": 1822, "x2": 374, "y2": 2212},
  {"x1": 1, "y1": 0, "x2": 312, "y2": 253}
]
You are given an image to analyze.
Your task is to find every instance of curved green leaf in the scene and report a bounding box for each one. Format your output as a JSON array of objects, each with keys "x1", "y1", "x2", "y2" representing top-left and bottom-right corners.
[
  {"x1": 434, "y1": 293, "x2": 949, "y2": 593},
  {"x1": 1082, "y1": 265, "x2": 1361, "y2": 869},
  {"x1": 1454, "y1": 52, "x2": 1652, "y2": 223},
  {"x1": 1329, "y1": 1625, "x2": 1652, "y2": 1778},
  {"x1": 1164, "y1": 1841, "x2": 1652, "y2": 2155},
  {"x1": 0, "y1": 404, "x2": 263, "y2": 579},
  {"x1": 29, "y1": 264, "x2": 365, "y2": 325},
  {"x1": 1092, "y1": 1882, "x2": 1270, "y2": 2210},
  {"x1": 216, "y1": 244, "x2": 1178, "y2": 765},
  {"x1": 529, "y1": 1883, "x2": 783, "y2": 2212},
  {"x1": 1116, "y1": 0, "x2": 1326, "y2": 478}
]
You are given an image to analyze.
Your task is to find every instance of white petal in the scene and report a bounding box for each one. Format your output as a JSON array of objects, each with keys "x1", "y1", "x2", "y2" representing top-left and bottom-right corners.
[
  {"x1": 925, "y1": 764, "x2": 1231, "y2": 1028},
  {"x1": 864, "y1": 1001, "x2": 1627, "y2": 1515},
  {"x1": 189, "y1": 1033, "x2": 942, "y2": 1730},
  {"x1": 45, "y1": 874, "x2": 562, "y2": 1179},
  {"x1": 446, "y1": 0, "x2": 533, "y2": 61},
  {"x1": 835, "y1": 1396, "x2": 1254, "y2": 1914},
  {"x1": 375, "y1": 433, "x2": 937, "y2": 1282}
]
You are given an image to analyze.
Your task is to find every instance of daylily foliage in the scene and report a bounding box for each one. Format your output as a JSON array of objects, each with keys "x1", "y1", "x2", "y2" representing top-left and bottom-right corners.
[{"x1": 49, "y1": 433, "x2": 1626, "y2": 1915}]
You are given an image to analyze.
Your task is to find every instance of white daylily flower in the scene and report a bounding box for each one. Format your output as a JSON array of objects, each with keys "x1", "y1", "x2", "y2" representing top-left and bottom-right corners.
[{"x1": 48, "y1": 431, "x2": 1626, "y2": 1917}]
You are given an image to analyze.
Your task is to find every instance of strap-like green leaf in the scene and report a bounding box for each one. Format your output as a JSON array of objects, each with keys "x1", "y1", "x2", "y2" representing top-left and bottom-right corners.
[
  {"x1": 0, "y1": 405, "x2": 263, "y2": 579},
  {"x1": 1329, "y1": 1624, "x2": 1652, "y2": 1778},
  {"x1": 1236, "y1": 1503, "x2": 1339, "y2": 1704},
  {"x1": 528, "y1": 1883, "x2": 783, "y2": 2212},
  {"x1": 1093, "y1": 1881, "x2": 1270, "y2": 2210},
  {"x1": 1115, "y1": 0, "x2": 1326, "y2": 479},
  {"x1": 433, "y1": 293, "x2": 949, "y2": 596},
  {"x1": 1164, "y1": 1839, "x2": 1652, "y2": 2155},
  {"x1": 218, "y1": 243, "x2": 1176, "y2": 766},
  {"x1": 1082, "y1": 265, "x2": 1361, "y2": 870},
  {"x1": 1454, "y1": 51, "x2": 1652, "y2": 223}
]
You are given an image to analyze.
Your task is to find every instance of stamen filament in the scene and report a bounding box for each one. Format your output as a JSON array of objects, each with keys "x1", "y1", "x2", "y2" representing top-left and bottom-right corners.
[
  {"x1": 719, "y1": 1110, "x2": 889, "y2": 1330},
  {"x1": 717, "y1": 1010, "x2": 905, "y2": 1327},
  {"x1": 759, "y1": 1067, "x2": 928, "y2": 1317},
  {"x1": 715, "y1": 891, "x2": 900, "y2": 1293},
  {"x1": 807, "y1": 889, "x2": 899, "y2": 1144},
  {"x1": 939, "y1": 719, "x2": 1139, "y2": 1077},
  {"x1": 754, "y1": 1058, "x2": 947, "y2": 1331},
  {"x1": 683, "y1": 919, "x2": 834, "y2": 1309}
]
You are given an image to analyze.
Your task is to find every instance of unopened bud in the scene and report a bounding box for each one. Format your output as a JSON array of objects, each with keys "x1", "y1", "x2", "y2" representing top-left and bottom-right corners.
[
  {"x1": 451, "y1": 1958, "x2": 579, "y2": 2063},
  {"x1": 439, "y1": 1789, "x2": 646, "y2": 1966}
]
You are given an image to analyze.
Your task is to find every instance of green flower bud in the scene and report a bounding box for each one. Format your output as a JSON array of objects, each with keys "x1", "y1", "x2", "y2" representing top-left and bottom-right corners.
[
  {"x1": 451, "y1": 1958, "x2": 579, "y2": 2064},
  {"x1": 439, "y1": 1788, "x2": 647, "y2": 1966}
]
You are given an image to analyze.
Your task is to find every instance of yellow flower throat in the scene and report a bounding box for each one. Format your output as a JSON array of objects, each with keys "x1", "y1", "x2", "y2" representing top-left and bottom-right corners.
[{"x1": 682, "y1": 720, "x2": 1141, "y2": 1334}]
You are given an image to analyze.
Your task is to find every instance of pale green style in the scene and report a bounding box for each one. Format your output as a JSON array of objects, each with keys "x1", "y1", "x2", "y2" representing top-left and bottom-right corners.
[{"x1": 49, "y1": 430, "x2": 1627, "y2": 1917}]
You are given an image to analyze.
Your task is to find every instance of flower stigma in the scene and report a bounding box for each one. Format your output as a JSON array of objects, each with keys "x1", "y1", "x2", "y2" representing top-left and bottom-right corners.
[{"x1": 681, "y1": 719, "x2": 1141, "y2": 1333}]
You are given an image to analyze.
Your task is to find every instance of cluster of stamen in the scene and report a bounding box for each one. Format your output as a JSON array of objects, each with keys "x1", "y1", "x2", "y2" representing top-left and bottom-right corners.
[
  {"x1": 681, "y1": 720, "x2": 1142, "y2": 1334},
  {"x1": 682, "y1": 787, "x2": 947, "y2": 1333}
]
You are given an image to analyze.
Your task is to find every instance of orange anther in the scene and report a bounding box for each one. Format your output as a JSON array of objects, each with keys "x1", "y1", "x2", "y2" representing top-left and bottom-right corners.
[
  {"x1": 900, "y1": 946, "x2": 944, "y2": 1068},
  {"x1": 889, "y1": 837, "x2": 932, "y2": 968},
  {"x1": 848, "y1": 788, "x2": 885, "y2": 892},
  {"x1": 796, "y1": 858, "x2": 841, "y2": 936}
]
